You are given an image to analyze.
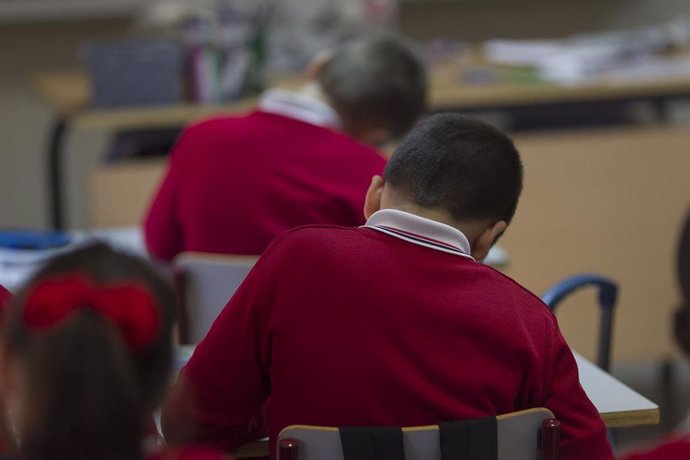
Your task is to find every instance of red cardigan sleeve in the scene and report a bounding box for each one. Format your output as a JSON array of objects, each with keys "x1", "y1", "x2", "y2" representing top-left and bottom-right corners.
[
  {"x1": 0, "y1": 285, "x2": 11, "y2": 318},
  {"x1": 143, "y1": 130, "x2": 191, "y2": 262},
  {"x1": 0, "y1": 285, "x2": 10, "y2": 308},
  {"x1": 540, "y1": 318, "x2": 614, "y2": 460},
  {"x1": 161, "y1": 246, "x2": 275, "y2": 450}
]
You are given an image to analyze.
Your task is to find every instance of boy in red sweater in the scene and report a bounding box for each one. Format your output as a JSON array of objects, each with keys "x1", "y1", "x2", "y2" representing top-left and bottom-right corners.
[
  {"x1": 162, "y1": 114, "x2": 613, "y2": 459},
  {"x1": 144, "y1": 35, "x2": 427, "y2": 260}
]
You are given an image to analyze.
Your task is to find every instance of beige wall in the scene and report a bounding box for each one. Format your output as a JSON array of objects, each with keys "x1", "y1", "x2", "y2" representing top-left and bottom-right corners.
[
  {"x1": 502, "y1": 126, "x2": 690, "y2": 363},
  {"x1": 0, "y1": 19, "x2": 129, "y2": 228},
  {"x1": 1, "y1": 0, "x2": 690, "y2": 229}
]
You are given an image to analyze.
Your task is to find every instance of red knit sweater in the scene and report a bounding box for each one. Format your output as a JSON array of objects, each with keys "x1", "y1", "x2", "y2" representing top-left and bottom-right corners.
[
  {"x1": 144, "y1": 111, "x2": 386, "y2": 260},
  {"x1": 162, "y1": 223, "x2": 613, "y2": 460},
  {"x1": 0, "y1": 285, "x2": 10, "y2": 308}
]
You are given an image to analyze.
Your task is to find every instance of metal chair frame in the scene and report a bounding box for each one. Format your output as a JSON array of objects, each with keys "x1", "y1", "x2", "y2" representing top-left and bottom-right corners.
[{"x1": 541, "y1": 274, "x2": 618, "y2": 372}]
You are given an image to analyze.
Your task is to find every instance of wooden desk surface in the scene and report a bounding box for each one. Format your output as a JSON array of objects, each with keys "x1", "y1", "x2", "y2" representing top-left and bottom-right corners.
[
  {"x1": 30, "y1": 58, "x2": 690, "y2": 130},
  {"x1": 430, "y1": 75, "x2": 690, "y2": 110}
]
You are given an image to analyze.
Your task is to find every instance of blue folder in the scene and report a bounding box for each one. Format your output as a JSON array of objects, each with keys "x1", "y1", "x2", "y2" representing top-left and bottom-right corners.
[{"x1": 0, "y1": 230, "x2": 72, "y2": 250}]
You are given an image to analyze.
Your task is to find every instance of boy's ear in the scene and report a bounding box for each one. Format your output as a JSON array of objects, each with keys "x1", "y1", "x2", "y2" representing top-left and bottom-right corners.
[
  {"x1": 472, "y1": 220, "x2": 507, "y2": 261},
  {"x1": 364, "y1": 175, "x2": 385, "y2": 219},
  {"x1": 305, "y1": 49, "x2": 334, "y2": 81},
  {"x1": 359, "y1": 126, "x2": 391, "y2": 148},
  {"x1": 342, "y1": 119, "x2": 391, "y2": 148}
]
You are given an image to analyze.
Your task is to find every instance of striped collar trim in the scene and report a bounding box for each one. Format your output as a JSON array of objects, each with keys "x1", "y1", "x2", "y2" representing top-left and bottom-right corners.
[
  {"x1": 364, "y1": 209, "x2": 475, "y2": 260},
  {"x1": 257, "y1": 87, "x2": 340, "y2": 129}
]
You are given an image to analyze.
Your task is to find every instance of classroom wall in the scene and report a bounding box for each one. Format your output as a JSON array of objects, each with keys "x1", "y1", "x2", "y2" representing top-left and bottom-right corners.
[
  {"x1": 502, "y1": 126, "x2": 690, "y2": 363},
  {"x1": 0, "y1": 18, "x2": 129, "y2": 229},
  {"x1": 1, "y1": 0, "x2": 689, "y2": 229}
]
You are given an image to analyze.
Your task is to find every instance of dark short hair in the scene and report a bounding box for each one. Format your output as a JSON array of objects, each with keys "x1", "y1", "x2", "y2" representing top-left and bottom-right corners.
[
  {"x1": 384, "y1": 113, "x2": 523, "y2": 223},
  {"x1": 318, "y1": 35, "x2": 427, "y2": 139}
]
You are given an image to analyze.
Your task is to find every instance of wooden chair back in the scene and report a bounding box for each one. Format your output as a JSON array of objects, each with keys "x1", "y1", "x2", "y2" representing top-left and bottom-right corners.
[{"x1": 174, "y1": 251, "x2": 257, "y2": 344}]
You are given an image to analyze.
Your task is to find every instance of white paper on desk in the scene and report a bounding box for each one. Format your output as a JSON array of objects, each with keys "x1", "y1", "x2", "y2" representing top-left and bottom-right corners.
[
  {"x1": 482, "y1": 39, "x2": 613, "y2": 84},
  {"x1": 0, "y1": 228, "x2": 147, "y2": 292},
  {"x1": 482, "y1": 23, "x2": 690, "y2": 85},
  {"x1": 482, "y1": 39, "x2": 565, "y2": 66},
  {"x1": 598, "y1": 56, "x2": 690, "y2": 83},
  {"x1": 0, "y1": 247, "x2": 67, "y2": 266},
  {"x1": 0, "y1": 246, "x2": 68, "y2": 291},
  {"x1": 484, "y1": 38, "x2": 640, "y2": 84}
]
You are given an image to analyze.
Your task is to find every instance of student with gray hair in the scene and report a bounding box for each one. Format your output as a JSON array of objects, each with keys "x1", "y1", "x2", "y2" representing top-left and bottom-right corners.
[{"x1": 144, "y1": 35, "x2": 427, "y2": 260}]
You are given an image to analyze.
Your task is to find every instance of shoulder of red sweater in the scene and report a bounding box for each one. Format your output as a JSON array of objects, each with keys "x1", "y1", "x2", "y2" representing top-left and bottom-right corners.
[
  {"x1": 0, "y1": 284, "x2": 11, "y2": 307},
  {"x1": 268, "y1": 224, "x2": 361, "y2": 247},
  {"x1": 182, "y1": 110, "x2": 385, "y2": 162},
  {"x1": 184, "y1": 112, "x2": 254, "y2": 133},
  {"x1": 479, "y1": 264, "x2": 554, "y2": 316},
  {"x1": 259, "y1": 225, "x2": 371, "y2": 261}
]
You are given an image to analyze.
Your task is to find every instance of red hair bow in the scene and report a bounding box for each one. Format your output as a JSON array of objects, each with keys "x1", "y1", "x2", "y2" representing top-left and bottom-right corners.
[{"x1": 23, "y1": 275, "x2": 160, "y2": 351}]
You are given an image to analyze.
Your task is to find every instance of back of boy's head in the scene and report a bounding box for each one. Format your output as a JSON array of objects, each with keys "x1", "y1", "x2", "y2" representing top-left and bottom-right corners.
[
  {"x1": 3, "y1": 243, "x2": 176, "y2": 460},
  {"x1": 384, "y1": 113, "x2": 523, "y2": 224},
  {"x1": 317, "y1": 35, "x2": 427, "y2": 139}
]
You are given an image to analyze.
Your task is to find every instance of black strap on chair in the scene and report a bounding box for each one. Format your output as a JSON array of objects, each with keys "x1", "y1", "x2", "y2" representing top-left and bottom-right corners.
[
  {"x1": 339, "y1": 426, "x2": 405, "y2": 460},
  {"x1": 439, "y1": 416, "x2": 498, "y2": 460}
]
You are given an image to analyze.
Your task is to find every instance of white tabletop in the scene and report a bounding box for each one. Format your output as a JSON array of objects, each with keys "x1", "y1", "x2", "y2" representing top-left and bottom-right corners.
[{"x1": 573, "y1": 351, "x2": 659, "y2": 427}]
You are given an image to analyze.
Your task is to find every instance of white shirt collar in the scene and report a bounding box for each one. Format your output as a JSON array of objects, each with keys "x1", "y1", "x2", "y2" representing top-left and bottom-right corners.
[
  {"x1": 364, "y1": 209, "x2": 475, "y2": 260},
  {"x1": 257, "y1": 86, "x2": 341, "y2": 129}
]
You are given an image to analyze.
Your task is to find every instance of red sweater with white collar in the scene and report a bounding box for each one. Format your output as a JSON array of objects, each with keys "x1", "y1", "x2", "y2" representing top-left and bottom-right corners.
[
  {"x1": 162, "y1": 212, "x2": 612, "y2": 460},
  {"x1": 144, "y1": 111, "x2": 386, "y2": 260}
]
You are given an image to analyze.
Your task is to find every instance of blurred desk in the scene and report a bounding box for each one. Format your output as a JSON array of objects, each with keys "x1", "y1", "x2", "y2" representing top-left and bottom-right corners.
[
  {"x1": 32, "y1": 68, "x2": 690, "y2": 128},
  {"x1": 31, "y1": 65, "x2": 690, "y2": 230},
  {"x1": 0, "y1": 227, "x2": 508, "y2": 292},
  {"x1": 0, "y1": 227, "x2": 146, "y2": 292}
]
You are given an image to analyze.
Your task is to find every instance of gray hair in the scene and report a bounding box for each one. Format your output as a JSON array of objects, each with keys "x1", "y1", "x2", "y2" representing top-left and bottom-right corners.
[{"x1": 318, "y1": 35, "x2": 427, "y2": 139}]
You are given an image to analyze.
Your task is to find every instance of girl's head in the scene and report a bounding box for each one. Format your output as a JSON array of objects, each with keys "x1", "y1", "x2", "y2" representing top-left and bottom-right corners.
[{"x1": 0, "y1": 243, "x2": 177, "y2": 460}]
